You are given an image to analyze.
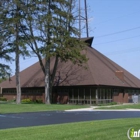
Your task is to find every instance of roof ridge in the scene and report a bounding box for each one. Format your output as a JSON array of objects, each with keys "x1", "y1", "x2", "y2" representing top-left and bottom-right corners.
[{"x1": 86, "y1": 47, "x2": 99, "y2": 85}]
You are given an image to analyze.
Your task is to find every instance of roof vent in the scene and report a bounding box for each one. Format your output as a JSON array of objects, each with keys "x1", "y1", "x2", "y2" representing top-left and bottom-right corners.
[{"x1": 115, "y1": 71, "x2": 124, "y2": 81}]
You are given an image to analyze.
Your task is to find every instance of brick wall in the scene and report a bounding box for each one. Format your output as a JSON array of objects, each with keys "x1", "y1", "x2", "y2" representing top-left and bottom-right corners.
[
  {"x1": 113, "y1": 93, "x2": 128, "y2": 103},
  {"x1": 3, "y1": 94, "x2": 44, "y2": 102},
  {"x1": 3, "y1": 94, "x2": 15, "y2": 100},
  {"x1": 123, "y1": 93, "x2": 128, "y2": 103}
]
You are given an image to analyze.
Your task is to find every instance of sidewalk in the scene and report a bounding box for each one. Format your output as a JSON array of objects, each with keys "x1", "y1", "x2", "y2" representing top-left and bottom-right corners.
[
  {"x1": 65, "y1": 104, "x2": 140, "y2": 112},
  {"x1": 65, "y1": 108, "x2": 140, "y2": 112}
]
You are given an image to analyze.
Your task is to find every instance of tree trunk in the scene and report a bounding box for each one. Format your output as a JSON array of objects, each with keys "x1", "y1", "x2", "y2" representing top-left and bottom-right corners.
[
  {"x1": 44, "y1": 0, "x2": 51, "y2": 104},
  {"x1": 51, "y1": 55, "x2": 59, "y2": 83},
  {"x1": 16, "y1": 48, "x2": 21, "y2": 104},
  {"x1": 15, "y1": 6, "x2": 21, "y2": 104},
  {"x1": 45, "y1": 57, "x2": 50, "y2": 104},
  {"x1": 15, "y1": 38, "x2": 21, "y2": 104}
]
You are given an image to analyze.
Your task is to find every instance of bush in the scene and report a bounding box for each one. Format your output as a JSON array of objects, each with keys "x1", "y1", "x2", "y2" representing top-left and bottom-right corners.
[
  {"x1": 21, "y1": 98, "x2": 43, "y2": 104},
  {"x1": 0, "y1": 97, "x2": 7, "y2": 101},
  {"x1": 109, "y1": 102, "x2": 117, "y2": 105},
  {"x1": 35, "y1": 99, "x2": 43, "y2": 104},
  {"x1": 21, "y1": 98, "x2": 32, "y2": 104}
]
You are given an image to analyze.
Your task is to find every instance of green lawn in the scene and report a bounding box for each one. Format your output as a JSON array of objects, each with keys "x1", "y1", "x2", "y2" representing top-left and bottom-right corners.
[
  {"x1": 0, "y1": 104, "x2": 90, "y2": 114},
  {"x1": 0, "y1": 118, "x2": 140, "y2": 140},
  {"x1": 96, "y1": 103, "x2": 140, "y2": 110}
]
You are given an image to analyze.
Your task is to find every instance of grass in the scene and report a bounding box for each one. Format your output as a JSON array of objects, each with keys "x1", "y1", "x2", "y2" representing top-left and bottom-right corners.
[
  {"x1": 0, "y1": 104, "x2": 90, "y2": 114},
  {"x1": 0, "y1": 118, "x2": 140, "y2": 140},
  {"x1": 96, "y1": 103, "x2": 140, "y2": 109},
  {"x1": 97, "y1": 102, "x2": 117, "y2": 106}
]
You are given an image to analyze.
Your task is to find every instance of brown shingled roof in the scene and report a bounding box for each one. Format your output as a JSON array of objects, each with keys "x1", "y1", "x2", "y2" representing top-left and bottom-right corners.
[{"x1": 1, "y1": 38, "x2": 140, "y2": 88}]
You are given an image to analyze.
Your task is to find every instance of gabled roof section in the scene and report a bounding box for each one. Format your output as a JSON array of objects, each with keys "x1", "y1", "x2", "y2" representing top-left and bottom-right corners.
[{"x1": 0, "y1": 39, "x2": 140, "y2": 89}]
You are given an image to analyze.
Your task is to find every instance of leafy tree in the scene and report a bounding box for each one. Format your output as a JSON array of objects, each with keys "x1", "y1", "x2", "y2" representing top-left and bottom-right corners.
[
  {"x1": 0, "y1": 45, "x2": 12, "y2": 79},
  {"x1": 0, "y1": 1, "x2": 30, "y2": 104},
  {"x1": 21, "y1": 0, "x2": 87, "y2": 104},
  {"x1": 0, "y1": 2, "x2": 13, "y2": 79},
  {"x1": 0, "y1": 0, "x2": 87, "y2": 104}
]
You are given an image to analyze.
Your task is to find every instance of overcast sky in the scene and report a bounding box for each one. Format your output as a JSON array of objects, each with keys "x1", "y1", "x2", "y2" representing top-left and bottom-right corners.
[{"x1": 7, "y1": 0, "x2": 140, "y2": 79}]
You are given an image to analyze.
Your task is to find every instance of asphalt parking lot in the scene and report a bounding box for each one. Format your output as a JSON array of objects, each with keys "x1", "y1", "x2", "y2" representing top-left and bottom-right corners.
[{"x1": 0, "y1": 110, "x2": 140, "y2": 129}]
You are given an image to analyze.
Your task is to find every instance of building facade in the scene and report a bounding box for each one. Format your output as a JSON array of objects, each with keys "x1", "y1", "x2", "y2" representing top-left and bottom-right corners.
[{"x1": 1, "y1": 37, "x2": 140, "y2": 104}]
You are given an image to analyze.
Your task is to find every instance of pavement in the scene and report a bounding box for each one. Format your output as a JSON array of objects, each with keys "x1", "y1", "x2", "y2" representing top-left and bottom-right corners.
[
  {"x1": 0, "y1": 109, "x2": 140, "y2": 129},
  {"x1": 0, "y1": 103, "x2": 140, "y2": 129}
]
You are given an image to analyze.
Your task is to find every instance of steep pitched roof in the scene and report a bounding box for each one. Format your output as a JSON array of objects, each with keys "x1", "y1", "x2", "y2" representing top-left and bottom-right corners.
[{"x1": 1, "y1": 38, "x2": 140, "y2": 88}]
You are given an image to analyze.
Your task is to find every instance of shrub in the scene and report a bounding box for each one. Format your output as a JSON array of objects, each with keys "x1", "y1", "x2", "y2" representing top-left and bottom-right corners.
[
  {"x1": 0, "y1": 97, "x2": 7, "y2": 101},
  {"x1": 109, "y1": 102, "x2": 117, "y2": 105},
  {"x1": 21, "y1": 98, "x2": 32, "y2": 104},
  {"x1": 21, "y1": 98, "x2": 43, "y2": 104},
  {"x1": 35, "y1": 99, "x2": 43, "y2": 104}
]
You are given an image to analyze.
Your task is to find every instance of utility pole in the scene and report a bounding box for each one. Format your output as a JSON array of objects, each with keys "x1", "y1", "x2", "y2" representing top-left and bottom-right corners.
[
  {"x1": 78, "y1": 0, "x2": 89, "y2": 38},
  {"x1": 84, "y1": 0, "x2": 89, "y2": 37}
]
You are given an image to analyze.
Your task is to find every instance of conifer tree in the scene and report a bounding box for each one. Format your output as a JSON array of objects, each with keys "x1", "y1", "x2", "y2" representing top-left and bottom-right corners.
[
  {"x1": 1, "y1": 0, "x2": 87, "y2": 104},
  {"x1": 0, "y1": 1, "x2": 29, "y2": 104},
  {"x1": 21, "y1": 0, "x2": 87, "y2": 104}
]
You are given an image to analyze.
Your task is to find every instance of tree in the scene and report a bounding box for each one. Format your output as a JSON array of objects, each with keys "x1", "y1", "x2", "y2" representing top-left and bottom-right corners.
[
  {"x1": 1, "y1": 0, "x2": 87, "y2": 104},
  {"x1": 0, "y1": 1, "x2": 29, "y2": 104},
  {"x1": 0, "y1": 45, "x2": 12, "y2": 79},
  {"x1": 0, "y1": 3, "x2": 13, "y2": 79},
  {"x1": 21, "y1": 0, "x2": 87, "y2": 104}
]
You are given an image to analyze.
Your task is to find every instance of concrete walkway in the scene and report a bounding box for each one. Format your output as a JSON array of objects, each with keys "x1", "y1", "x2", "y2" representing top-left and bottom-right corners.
[
  {"x1": 65, "y1": 104, "x2": 140, "y2": 112},
  {"x1": 65, "y1": 108, "x2": 140, "y2": 111},
  {"x1": 94, "y1": 108, "x2": 140, "y2": 111}
]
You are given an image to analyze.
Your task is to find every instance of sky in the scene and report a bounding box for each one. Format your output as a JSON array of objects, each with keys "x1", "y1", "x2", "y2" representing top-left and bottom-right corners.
[
  {"x1": 6, "y1": 0, "x2": 140, "y2": 79},
  {"x1": 87, "y1": 0, "x2": 140, "y2": 79}
]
